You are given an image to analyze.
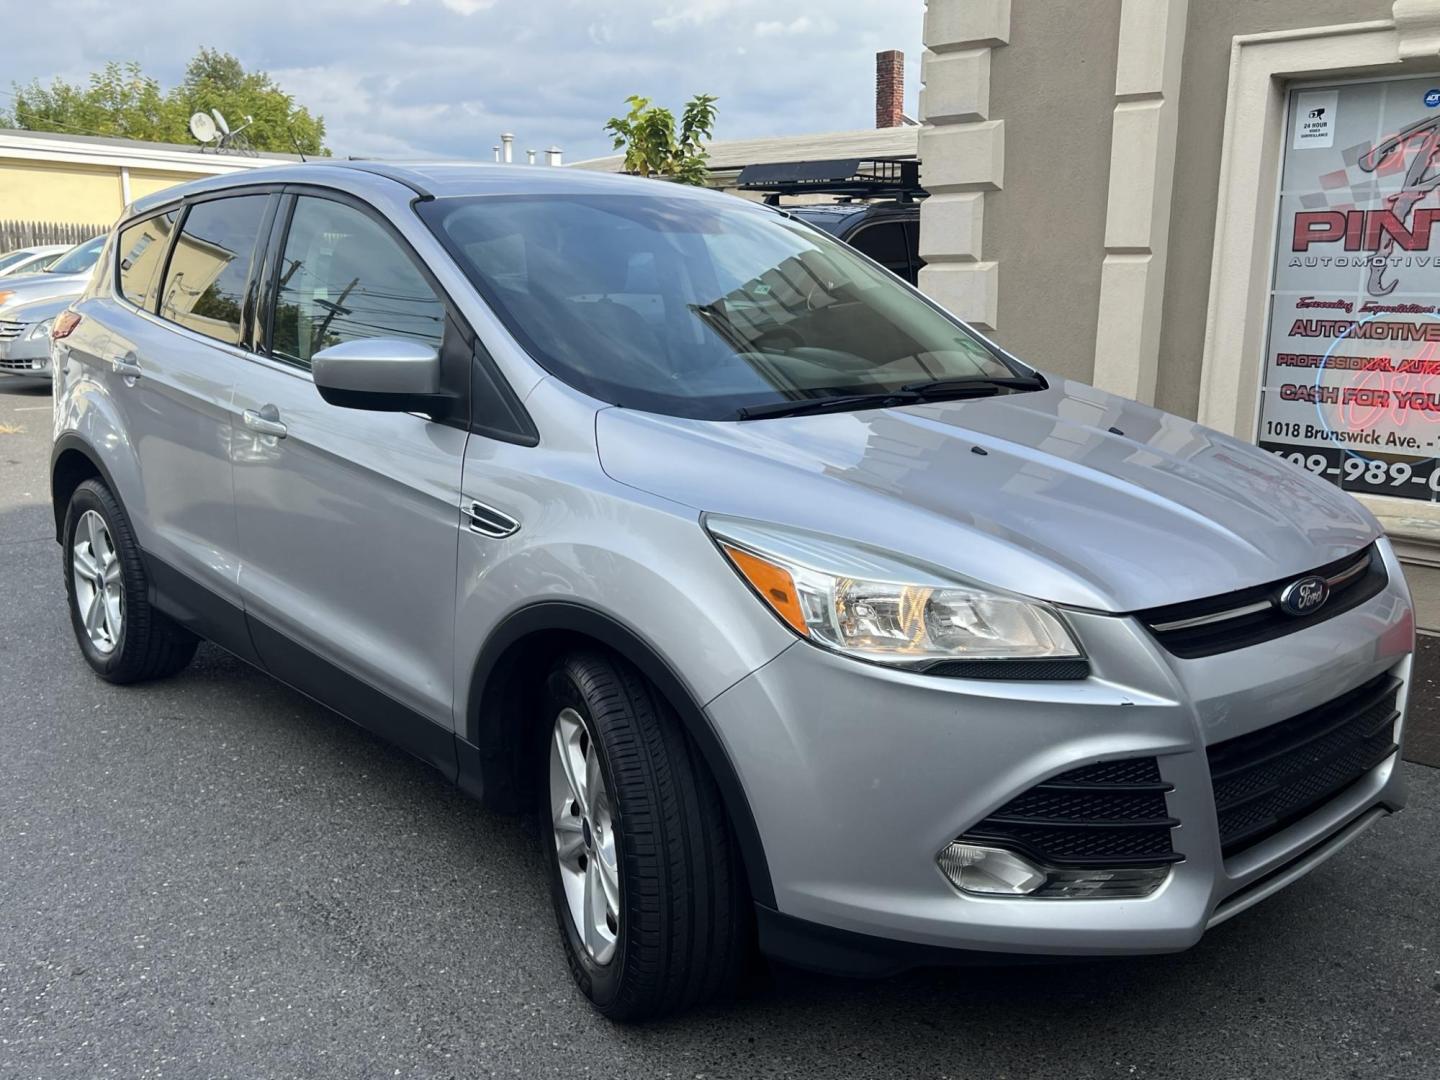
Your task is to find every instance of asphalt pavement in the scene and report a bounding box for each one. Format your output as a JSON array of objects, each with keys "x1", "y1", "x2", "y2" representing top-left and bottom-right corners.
[{"x1": 2, "y1": 378, "x2": 1437, "y2": 1080}]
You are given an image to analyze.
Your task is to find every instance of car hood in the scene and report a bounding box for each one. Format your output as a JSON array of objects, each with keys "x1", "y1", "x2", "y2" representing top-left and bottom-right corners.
[
  {"x1": 0, "y1": 273, "x2": 87, "y2": 315},
  {"x1": 595, "y1": 378, "x2": 1381, "y2": 612}
]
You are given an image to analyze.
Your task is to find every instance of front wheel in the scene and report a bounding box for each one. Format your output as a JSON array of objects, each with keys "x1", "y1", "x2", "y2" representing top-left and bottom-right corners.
[{"x1": 539, "y1": 651, "x2": 747, "y2": 1021}]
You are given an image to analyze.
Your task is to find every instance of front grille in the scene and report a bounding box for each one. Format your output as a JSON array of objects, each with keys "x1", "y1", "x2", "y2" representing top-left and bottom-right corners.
[
  {"x1": 1207, "y1": 673, "x2": 1400, "y2": 858},
  {"x1": 1137, "y1": 543, "x2": 1384, "y2": 658},
  {"x1": 959, "y1": 757, "x2": 1180, "y2": 868},
  {"x1": 0, "y1": 354, "x2": 43, "y2": 372},
  {"x1": 0, "y1": 319, "x2": 24, "y2": 341}
]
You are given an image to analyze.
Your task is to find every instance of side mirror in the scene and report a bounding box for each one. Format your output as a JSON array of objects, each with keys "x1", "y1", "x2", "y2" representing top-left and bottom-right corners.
[{"x1": 311, "y1": 338, "x2": 448, "y2": 416}]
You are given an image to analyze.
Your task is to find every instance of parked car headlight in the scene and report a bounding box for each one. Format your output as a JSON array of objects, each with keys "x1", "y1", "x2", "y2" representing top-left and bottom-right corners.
[
  {"x1": 27, "y1": 319, "x2": 53, "y2": 341},
  {"x1": 706, "y1": 517, "x2": 1081, "y2": 665}
]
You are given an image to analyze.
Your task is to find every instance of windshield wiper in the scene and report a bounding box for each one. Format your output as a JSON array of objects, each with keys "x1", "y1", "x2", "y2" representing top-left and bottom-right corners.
[
  {"x1": 734, "y1": 392, "x2": 921, "y2": 421},
  {"x1": 732, "y1": 373, "x2": 1047, "y2": 420},
  {"x1": 901, "y1": 373, "x2": 1047, "y2": 397}
]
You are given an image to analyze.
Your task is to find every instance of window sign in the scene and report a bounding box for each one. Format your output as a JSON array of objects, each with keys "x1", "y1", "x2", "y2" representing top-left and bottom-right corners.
[{"x1": 1258, "y1": 76, "x2": 1440, "y2": 501}]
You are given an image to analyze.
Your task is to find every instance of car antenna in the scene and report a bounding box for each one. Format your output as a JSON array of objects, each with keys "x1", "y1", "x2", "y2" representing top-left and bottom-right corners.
[{"x1": 290, "y1": 128, "x2": 308, "y2": 163}]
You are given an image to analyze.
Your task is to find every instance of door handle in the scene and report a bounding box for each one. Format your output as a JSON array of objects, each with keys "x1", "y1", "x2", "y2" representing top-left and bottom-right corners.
[
  {"x1": 242, "y1": 405, "x2": 288, "y2": 438},
  {"x1": 112, "y1": 352, "x2": 142, "y2": 380}
]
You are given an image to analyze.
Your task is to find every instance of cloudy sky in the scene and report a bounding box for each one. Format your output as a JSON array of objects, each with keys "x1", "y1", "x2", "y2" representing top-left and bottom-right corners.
[{"x1": 0, "y1": 0, "x2": 924, "y2": 161}]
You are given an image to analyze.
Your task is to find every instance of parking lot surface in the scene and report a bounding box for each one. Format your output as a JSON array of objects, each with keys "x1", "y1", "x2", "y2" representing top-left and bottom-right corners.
[{"x1": 2, "y1": 380, "x2": 1437, "y2": 1080}]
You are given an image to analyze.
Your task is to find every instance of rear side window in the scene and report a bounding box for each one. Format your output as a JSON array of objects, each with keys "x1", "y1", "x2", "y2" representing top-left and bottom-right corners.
[
  {"x1": 117, "y1": 210, "x2": 178, "y2": 311},
  {"x1": 270, "y1": 196, "x2": 445, "y2": 371},
  {"x1": 847, "y1": 221, "x2": 911, "y2": 280},
  {"x1": 160, "y1": 195, "x2": 269, "y2": 346}
]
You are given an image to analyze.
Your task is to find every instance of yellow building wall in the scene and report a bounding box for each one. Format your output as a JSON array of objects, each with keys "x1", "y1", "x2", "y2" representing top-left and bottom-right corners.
[
  {"x1": 0, "y1": 160, "x2": 122, "y2": 225},
  {"x1": 128, "y1": 168, "x2": 207, "y2": 202}
]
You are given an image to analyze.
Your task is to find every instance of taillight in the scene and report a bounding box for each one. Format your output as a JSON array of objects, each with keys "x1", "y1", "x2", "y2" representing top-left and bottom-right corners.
[{"x1": 52, "y1": 311, "x2": 82, "y2": 340}]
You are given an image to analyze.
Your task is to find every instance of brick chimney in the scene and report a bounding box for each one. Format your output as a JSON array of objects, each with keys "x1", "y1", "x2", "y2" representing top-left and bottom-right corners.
[{"x1": 875, "y1": 49, "x2": 904, "y2": 128}]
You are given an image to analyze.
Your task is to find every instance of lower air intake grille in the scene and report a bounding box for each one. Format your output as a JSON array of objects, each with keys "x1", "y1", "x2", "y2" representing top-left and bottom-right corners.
[
  {"x1": 959, "y1": 757, "x2": 1180, "y2": 868},
  {"x1": 1207, "y1": 674, "x2": 1401, "y2": 858}
]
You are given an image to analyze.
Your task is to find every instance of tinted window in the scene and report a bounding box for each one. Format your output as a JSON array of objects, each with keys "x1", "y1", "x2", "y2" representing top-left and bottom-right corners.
[
  {"x1": 117, "y1": 211, "x2": 178, "y2": 311},
  {"x1": 848, "y1": 221, "x2": 910, "y2": 279},
  {"x1": 420, "y1": 193, "x2": 1018, "y2": 420},
  {"x1": 905, "y1": 221, "x2": 925, "y2": 282},
  {"x1": 160, "y1": 196, "x2": 269, "y2": 346},
  {"x1": 46, "y1": 236, "x2": 105, "y2": 276},
  {"x1": 0, "y1": 251, "x2": 31, "y2": 273},
  {"x1": 270, "y1": 197, "x2": 445, "y2": 370}
]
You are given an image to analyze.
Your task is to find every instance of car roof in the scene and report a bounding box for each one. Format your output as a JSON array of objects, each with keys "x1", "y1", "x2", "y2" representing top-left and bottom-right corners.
[
  {"x1": 2, "y1": 244, "x2": 68, "y2": 257},
  {"x1": 128, "y1": 159, "x2": 735, "y2": 218}
]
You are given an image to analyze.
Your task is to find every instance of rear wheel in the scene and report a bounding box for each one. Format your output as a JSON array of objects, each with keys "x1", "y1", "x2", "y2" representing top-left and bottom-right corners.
[
  {"x1": 539, "y1": 651, "x2": 746, "y2": 1021},
  {"x1": 63, "y1": 479, "x2": 198, "y2": 683}
]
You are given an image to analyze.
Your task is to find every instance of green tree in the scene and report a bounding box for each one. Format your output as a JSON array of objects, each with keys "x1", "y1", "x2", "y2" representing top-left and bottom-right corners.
[
  {"x1": 604, "y1": 93, "x2": 717, "y2": 185},
  {"x1": 2, "y1": 49, "x2": 328, "y2": 155}
]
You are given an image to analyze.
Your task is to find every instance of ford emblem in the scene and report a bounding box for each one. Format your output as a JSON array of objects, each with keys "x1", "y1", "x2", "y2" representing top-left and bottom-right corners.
[{"x1": 1278, "y1": 574, "x2": 1329, "y2": 617}]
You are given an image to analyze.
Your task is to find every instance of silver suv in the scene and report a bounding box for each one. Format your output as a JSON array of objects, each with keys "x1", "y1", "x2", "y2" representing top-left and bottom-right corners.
[{"x1": 50, "y1": 163, "x2": 1412, "y2": 1020}]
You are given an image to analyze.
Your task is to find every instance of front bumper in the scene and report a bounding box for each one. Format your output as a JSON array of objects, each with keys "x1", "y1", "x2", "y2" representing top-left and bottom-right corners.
[
  {"x1": 0, "y1": 326, "x2": 53, "y2": 377},
  {"x1": 707, "y1": 539, "x2": 1412, "y2": 968}
]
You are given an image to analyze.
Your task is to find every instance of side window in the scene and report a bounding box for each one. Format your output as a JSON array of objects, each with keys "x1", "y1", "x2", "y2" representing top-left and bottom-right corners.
[
  {"x1": 847, "y1": 221, "x2": 910, "y2": 280},
  {"x1": 160, "y1": 195, "x2": 269, "y2": 346},
  {"x1": 117, "y1": 210, "x2": 178, "y2": 311},
  {"x1": 903, "y1": 221, "x2": 925, "y2": 286},
  {"x1": 270, "y1": 197, "x2": 445, "y2": 371}
]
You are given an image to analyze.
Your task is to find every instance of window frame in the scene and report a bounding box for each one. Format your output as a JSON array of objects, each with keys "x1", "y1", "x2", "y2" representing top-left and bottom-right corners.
[
  {"x1": 257, "y1": 187, "x2": 450, "y2": 373},
  {"x1": 115, "y1": 207, "x2": 184, "y2": 313},
  {"x1": 845, "y1": 215, "x2": 918, "y2": 285},
  {"x1": 152, "y1": 190, "x2": 278, "y2": 349},
  {"x1": 255, "y1": 185, "x2": 534, "y2": 443}
]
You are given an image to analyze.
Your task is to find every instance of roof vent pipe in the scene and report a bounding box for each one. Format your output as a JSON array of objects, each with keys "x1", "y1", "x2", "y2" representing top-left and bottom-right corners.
[
  {"x1": 492, "y1": 145, "x2": 500, "y2": 162},
  {"x1": 500, "y1": 133, "x2": 514, "y2": 163},
  {"x1": 526, "y1": 149, "x2": 536, "y2": 165},
  {"x1": 546, "y1": 146, "x2": 563, "y2": 167}
]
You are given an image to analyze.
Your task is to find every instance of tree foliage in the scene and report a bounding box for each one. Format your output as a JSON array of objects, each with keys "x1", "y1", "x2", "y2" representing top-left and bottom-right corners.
[
  {"x1": 604, "y1": 94, "x2": 717, "y2": 185},
  {"x1": 1, "y1": 49, "x2": 328, "y2": 155}
]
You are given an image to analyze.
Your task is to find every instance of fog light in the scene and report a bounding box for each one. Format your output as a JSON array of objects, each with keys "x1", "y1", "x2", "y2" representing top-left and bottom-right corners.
[
  {"x1": 937, "y1": 842, "x2": 1046, "y2": 895},
  {"x1": 938, "y1": 843, "x2": 1172, "y2": 899}
]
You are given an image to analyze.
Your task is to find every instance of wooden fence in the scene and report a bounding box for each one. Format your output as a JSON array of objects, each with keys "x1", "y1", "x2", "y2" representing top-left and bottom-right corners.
[{"x1": 0, "y1": 220, "x2": 109, "y2": 253}]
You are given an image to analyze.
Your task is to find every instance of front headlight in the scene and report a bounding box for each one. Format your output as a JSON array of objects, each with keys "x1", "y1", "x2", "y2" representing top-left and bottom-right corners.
[
  {"x1": 27, "y1": 319, "x2": 52, "y2": 341},
  {"x1": 706, "y1": 517, "x2": 1081, "y2": 667}
]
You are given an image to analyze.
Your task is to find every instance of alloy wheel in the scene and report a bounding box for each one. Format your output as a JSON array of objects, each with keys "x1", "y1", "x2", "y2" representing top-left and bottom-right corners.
[
  {"x1": 72, "y1": 509, "x2": 123, "y2": 655},
  {"x1": 548, "y1": 706, "x2": 621, "y2": 964}
]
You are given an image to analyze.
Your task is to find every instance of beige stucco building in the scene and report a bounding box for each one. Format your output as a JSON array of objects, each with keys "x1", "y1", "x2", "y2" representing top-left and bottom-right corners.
[
  {"x1": 920, "y1": 0, "x2": 1440, "y2": 627},
  {"x1": 0, "y1": 129, "x2": 293, "y2": 233}
]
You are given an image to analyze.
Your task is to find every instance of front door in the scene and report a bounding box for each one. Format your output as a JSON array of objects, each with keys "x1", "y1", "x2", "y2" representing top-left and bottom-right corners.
[{"x1": 230, "y1": 192, "x2": 467, "y2": 773}]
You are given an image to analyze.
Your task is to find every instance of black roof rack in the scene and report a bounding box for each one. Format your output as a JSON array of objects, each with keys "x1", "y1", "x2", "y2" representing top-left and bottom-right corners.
[{"x1": 735, "y1": 158, "x2": 925, "y2": 204}]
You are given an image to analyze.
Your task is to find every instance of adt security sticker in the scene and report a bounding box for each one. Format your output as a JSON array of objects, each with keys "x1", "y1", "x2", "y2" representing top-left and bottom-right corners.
[
  {"x1": 1426, "y1": 88, "x2": 1440, "y2": 108},
  {"x1": 1294, "y1": 91, "x2": 1339, "y2": 148}
]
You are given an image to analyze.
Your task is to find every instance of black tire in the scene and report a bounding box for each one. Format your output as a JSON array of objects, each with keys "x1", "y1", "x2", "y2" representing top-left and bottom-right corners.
[
  {"x1": 63, "y1": 478, "x2": 198, "y2": 683},
  {"x1": 538, "y1": 651, "x2": 747, "y2": 1021}
]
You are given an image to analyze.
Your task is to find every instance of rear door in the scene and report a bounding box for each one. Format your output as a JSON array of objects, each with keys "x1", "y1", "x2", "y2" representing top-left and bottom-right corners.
[
  {"x1": 101, "y1": 193, "x2": 275, "y2": 658},
  {"x1": 230, "y1": 190, "x2": 468, "y2": 771}
]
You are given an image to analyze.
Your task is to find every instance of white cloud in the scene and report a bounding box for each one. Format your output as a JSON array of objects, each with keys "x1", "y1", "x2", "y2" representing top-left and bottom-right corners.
[
  {"x1": 0, "y1": 0, "x2": 924, "y2": 160},
  {"x1": 652, "y1": 0, "x2": 739, "y2": 32}
]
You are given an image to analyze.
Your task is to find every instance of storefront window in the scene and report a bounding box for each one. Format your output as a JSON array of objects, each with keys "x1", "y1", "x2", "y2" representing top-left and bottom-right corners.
[{"x1": 1258, "y1": 75, "x2": 1440, "y2": 501}]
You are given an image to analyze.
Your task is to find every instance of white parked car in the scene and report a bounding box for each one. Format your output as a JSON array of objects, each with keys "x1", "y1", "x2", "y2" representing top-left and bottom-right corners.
[{"x1": 0, "y1": 243, "x2": 69, "y2": 278}]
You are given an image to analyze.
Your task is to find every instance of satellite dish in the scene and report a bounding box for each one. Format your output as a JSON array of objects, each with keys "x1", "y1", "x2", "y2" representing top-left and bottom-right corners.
[
  {"x1": 210, "y1": 109, "x2": 231, "y2": 135},
  {"x1": 189, "y1": 111, "x2": 217, "y2": 143}
]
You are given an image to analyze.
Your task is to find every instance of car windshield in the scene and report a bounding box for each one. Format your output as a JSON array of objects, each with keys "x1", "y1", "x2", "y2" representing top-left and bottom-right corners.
[
  {"x1": 46, "y1": 236, "x2": 104, "y2": 275},
  {"x1": 0, "y1": 251, "x2": 33, "y2": 273},
  {"x1": 420, "y1": 192, "x2": 1028, "y2": 420}
]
